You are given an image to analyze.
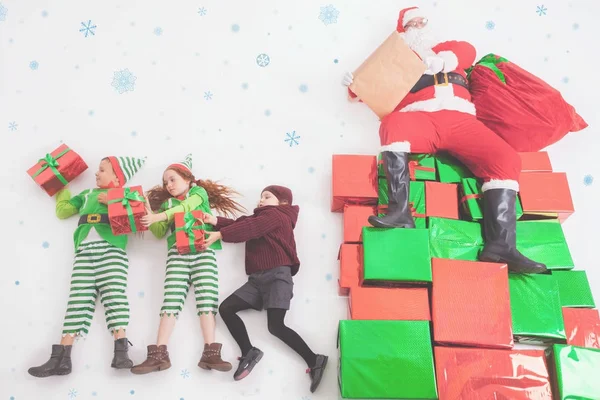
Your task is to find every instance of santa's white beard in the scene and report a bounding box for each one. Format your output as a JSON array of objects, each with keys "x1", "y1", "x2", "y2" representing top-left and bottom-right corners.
[{"x1": 402, "y1": 25, "x2": 438, "y2": 59}]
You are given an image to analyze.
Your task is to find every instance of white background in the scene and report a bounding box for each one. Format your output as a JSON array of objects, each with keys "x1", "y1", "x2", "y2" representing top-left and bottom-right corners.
[{"x1": 0, "y1": 1, "x2": 598, "y2": 399}]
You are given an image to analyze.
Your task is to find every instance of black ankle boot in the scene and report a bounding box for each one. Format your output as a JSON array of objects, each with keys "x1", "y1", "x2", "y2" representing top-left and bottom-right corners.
[
  {"x1": 368, "y1": 151, "x2": 415, "y2": 228},
  {"x1": 28, "y1": 344, "x2": 72, "y2": 378},
  {"x1": 111, "y1": 338, "x2": 134, "y2": 369},
  {"x1": 479, "y1": 188, "x2": 548, "y2": 274}
]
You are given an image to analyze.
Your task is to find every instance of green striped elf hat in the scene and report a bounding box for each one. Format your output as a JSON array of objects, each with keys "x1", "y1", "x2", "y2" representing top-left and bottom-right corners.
[
  {"x1": 168, "y1": 153, "x2": 192, "y2": 174},
  {"x1": 107, "y1": 156, "x2": 147, "y2": 186}
]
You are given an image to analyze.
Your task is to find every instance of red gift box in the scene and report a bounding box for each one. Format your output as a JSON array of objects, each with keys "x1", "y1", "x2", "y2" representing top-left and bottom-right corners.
[
  {"x1": 107, "y1": 186, "x2": 148, "y2": 235},
  {"x1": 27, "y1": 144, "x2": 88, "y2": 196},
  {"x1": 349, "y1": 286, "x2": 430, "y2": 320},
  {"x1": 425, "y1": 181, "x2": 459, "y2": 219},
  {"x1": 519, "y1": 152, "x2": 553, "y2": 172},
  {"x1": 174, "y1": 210, "x2": 206, "y2": 255},
  {"x1": 343, "y1": 205, "x2": 375, "y2": 243},
  {"x1": 338, "y1": 244, "x2": 362, "y2": 296},
  {"x1": 519, "y1": 172, "x2": 574, "y2": 222},
  {"x1": 331, "y1": 155, "x2": 378, "y2": 212},
  {"x1": 562, "y1": 307, "x2": 600, "y2": 349},
  {"x1": 432, "y1": 258, "x2": 513, "y2": 349},
  {"x1": 434, "y1": 347, "x2": 553, "y2": 400}
]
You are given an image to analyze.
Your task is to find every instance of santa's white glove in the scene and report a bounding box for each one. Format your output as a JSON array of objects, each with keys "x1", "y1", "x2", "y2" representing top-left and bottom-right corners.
[
  {"x1": 424, "y1": 56, "x2": 444, "y2": 75},
  {"x1": 342, "y1": 71, "x2": 354, "y2": 87}
]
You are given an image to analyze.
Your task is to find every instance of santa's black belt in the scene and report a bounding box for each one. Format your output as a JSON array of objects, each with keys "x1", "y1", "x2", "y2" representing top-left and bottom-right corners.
[
  {"x1": 78, "y1": 213, "x2": 110, "y2": 225},
  {"x1": 410, "y1": 72, "x2": 469, "y2": 93}
]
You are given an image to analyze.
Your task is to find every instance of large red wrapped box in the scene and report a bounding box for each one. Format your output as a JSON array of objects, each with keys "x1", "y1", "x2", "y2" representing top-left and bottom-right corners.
[
  {"x1": 425, "y1": 182, "x2": 459, "y2": 219},
  {"x1": 343, "y1": 204, "x2": 375, "y2": 243},
  {"x1": 338, "y1": 244, "x2": 362, "y2": 296},
  {"x1": 174, "y1": 211, "x2": 206, "y2": 254},
  {"x1": 331, "y1": 155, "x2": 378, "y2": 212},
  {"x1": 27, "y1": 144, "x2": 88, "y2": 196},
  {"x1": 562, "y1": 307, "x2": 600, "y2": 349},
  {"x1": 434, "y1": 346, "x2": 553, "y2": 400},
  {"x1": 349, "y1": 286, "x2": 430, "y2": 320},
  {"x1": 519, "y1": 152, "x2": 552, "y2": 172},
  {"x1": 107, "y1": 186, "x2": 148, "y2": 235},
  {"x1": 432, "y1": 258, "x2": 513, "y2": 348},
  {"x1": 519, "y1": 172, "x2": 574, "y2": 222}
]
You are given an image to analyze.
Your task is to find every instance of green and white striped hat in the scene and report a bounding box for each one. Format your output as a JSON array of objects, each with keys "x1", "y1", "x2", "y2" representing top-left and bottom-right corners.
[
  {"x1": 107, "y1": 156, "x2": 146, "y2": 186},
  {"x1": 168, "y1": 153, "x2": 192, "y2": 173}
]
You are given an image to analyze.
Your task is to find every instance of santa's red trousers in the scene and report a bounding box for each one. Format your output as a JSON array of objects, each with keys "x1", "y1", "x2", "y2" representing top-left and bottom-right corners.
[{"x1": 379, "y1": 110, "x2": 521, "y2": 183}]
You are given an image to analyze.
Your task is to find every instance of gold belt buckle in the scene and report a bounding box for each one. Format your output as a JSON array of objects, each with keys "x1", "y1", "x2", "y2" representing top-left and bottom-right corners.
[
  {"x1": 87, "y1": 213, "x2": 101, "y2": 224},
  {"x1": 434, "y1": 73, "x2": 449, "y2": 87}
]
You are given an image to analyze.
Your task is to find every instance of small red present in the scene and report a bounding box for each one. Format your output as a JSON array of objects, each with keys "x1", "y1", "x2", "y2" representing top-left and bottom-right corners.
[
  {"x1": 174, "y1": 211, "x2": 206, "y2": 254},
  {"x1": 27, "y1": 144, "x2": 88, "y2": 196},
  {"x1": 331, "y1": 155, "x2": 378, "y2": 212},
  {"x1": 107, "y1": 186, "x2": 148, "y2": 235},
  {"x1": 519, "y1": 152, "x2": 553, "y2": 172},
  {"x1": 562, "y1": 307, "x2": 600, "y2": 349},
  {"x1": 349, "y1": 286, "x2": 430, "y2": 320},
  {"x1": 343, "y1": 205, "x2": 375, "y2": 243},
  {"x1": 432, "y1": 258, "x2": 514, "y2": 349},
  {"x1": 338, "y1": 244, "x2": 362, "y2": 296},
  {"x1": 425, "y1": 182, "x2": 459, "y2": 219},
  {"x1": 519, "y1": 172, "x2": 574, "y2": 222}
]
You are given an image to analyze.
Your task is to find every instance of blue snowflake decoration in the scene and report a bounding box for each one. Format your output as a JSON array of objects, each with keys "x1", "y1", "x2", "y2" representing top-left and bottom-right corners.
[
  {"x1": 325, "y1": 273, "x2": 332, "y2": 281},
  {"x1": 264, "y1": 109, "x2": 271, "y2": 117},
  {"x1": 536, "y1": 5, "x2": 547, "y2": 16},
  {"x1": 111, "y1": 69, "x2": 137, "y2": 94},
  {"x1": 334, "y1": 58, "x2": 339, "y2": 63},
  {"x1": 41, "y1": 10, "x2": 48, "y2": 17},
  {"x1": 15, "y1": 280, "x2": 19, "y2": 286},
  {"x1": 308, "y1": 167, "x2": 315, "y2": 173},
  {"x1": 88, "y1": 110, "x2": 94, "y2": 116},
  {"x1": 79, "y1": 20, "x2": 97, "y2": 37},
  {"x1": 584, "y1": 174, "x2": 593, "y2": 186},
  {"x1": 42, "y1": 241, "x2": 50, "y2": 249},
  {"x1": 299, "y1": 84, "x2": 308, "y2": 93},
  {"x1": 92, "y1": 392, "x2": 98, "y2": 396},
  {"x1": 319, "y1": 4, "x2": 339, "y2": 25},
  {"x1": 198, "y1": 7, "x2": 207, "y2": 16},
  {"x1": 232, "y1": 23, "x2": 240, "y2": 32},
  {"x1": 562, "y1": 77, "x2": 569, "y2": 84},
  {"x1": 241, "y1": 82, "x2": 249, "y2": 90},
  {"x1": 8, "y1": 121, "x2": 17, "y2": 131},
  {"x1": 204, "y1": 91, "x2": 213, "y2": 100},
  {"x1": 131, "y1": 130, "x2": 137, "y2": 137},
  {"x1": 0, "y1": 3, "x2": 7, "y2": 22},
  {"x1": 30, "y1": 60, "x2": 39, "y2": 70},
  {"x1": 256, "y1": 53, "x2": 270, "y2": 67},
  {"x1": 130, "y1": 390, "x2": 135, "y2": 395},
  {"x1": 68, "y1": 389, "x2": 78, "y2": 399},
  {"x1": 137, "y1": 291, "x2": 144, "y2": 298},
  {"x1": 180, "y1": 369, "x2": 190, "y2": 379},
  {"x1": 154, "y1": 27, "x2": 163, "y2": 36},
  {"x1": 285, "y1": 131, "x2": 300, "y2": 147},
  {"x1": 485, "y1": 21, "x2": 495, "y2": 30}
]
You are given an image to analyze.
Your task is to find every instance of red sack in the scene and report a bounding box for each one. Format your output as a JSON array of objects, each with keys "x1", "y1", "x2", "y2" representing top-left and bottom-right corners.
[{"x1": 468, "y1": 54, "x2": 587, "y2": 152}]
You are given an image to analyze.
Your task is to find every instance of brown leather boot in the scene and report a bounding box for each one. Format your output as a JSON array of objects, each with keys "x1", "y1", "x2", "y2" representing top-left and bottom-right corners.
[
  {"x1": 198, "y1": 343, "x2": 232, "y2": 372},
  {"x1": 130, "y1": 345, "x2": 171, "y2": 375}
]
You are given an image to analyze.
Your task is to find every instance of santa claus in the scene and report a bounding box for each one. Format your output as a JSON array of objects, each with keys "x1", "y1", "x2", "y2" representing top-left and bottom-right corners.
[{"x1": 343, "y1": 7, "x2": 546, "y2": 274}]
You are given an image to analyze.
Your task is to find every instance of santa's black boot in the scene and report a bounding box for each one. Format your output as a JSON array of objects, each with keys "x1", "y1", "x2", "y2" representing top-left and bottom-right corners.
[
  {"x1": 368, "y1": 151, "x2": 415, "y2": 229},
  {"x1": 479, "y1": 188, "x2": 548, "y2": 274}
]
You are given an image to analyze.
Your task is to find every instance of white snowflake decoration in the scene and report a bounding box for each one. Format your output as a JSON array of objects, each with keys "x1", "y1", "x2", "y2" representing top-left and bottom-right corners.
[
  {"x1": 111, "y1": 69, "x2": 137, "y2": 94},
  {"x1": 319, "y1": 4, "x2": 339, "y2": 25},
  {"x1": 256, "y1": 53, "x2": 270, "y2": 67},
  {"x1": 0, "y1": 3, "x2": 8, "y2": 22}
]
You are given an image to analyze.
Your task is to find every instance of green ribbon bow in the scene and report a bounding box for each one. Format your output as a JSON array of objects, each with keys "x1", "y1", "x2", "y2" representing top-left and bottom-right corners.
[
  {"x1": 466, "y1": 53, "x2": 509, "y2": 84},
  {"x1": 32, "y1": 148, "x2": 71, "y2": 185},
  {"x1": 175, "y1": 212, "x2": 206, "y2": 253},
  {"x1": 108, "y1": 188, "x2": 146, "y2": 233}
]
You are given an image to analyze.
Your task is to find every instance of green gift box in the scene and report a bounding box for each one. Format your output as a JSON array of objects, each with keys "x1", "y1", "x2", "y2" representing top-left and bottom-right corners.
[
  {"x1": 362, "y1": 227, "x2": 432, "y2": 284},
  {"x1": 435, "y1": 152, "x2": 474, "y2": 183},
  {"x1": 552, "y1": 271, "x2": 596, "y2": 308},
  {"x1": 378, "y1": 153, "x2": 436, "y2": 181},
  {"x1": 509, "y1": 274, "x2": 566, "y2": 344},
  {"x1": 378, "y1": 179, "x2": 425, "y2": 215},
  {"x1": 549, "y1": 344, "x2": 600, "y2": 399},
  {"x1": 338, "y1": 320, "x2": 437, "y2": 399},
  {"x1": 460, "y1": 177, "x2": 523, "y2": 220},
  {"x1": 429, "y1": 217, "x2": 484, "y2": 261}
]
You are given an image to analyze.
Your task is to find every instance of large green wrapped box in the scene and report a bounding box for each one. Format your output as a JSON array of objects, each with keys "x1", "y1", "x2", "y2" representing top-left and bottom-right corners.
[
  {"x1": 552, "y1": 271, "x2": 596, "y2": 308},
  {"x1": 548, "y1": 344, "x2": 600, "y2": 399},
  {"x1": 428, "y1": 218, "x2": 574, "y2": 269},
  {"x1": 378, "y1": 179, "x2": 426, "y2": 228},
  {"x1": 362, "y1": 227, "x2": 432, "y2": 284},
  {"x1": 338, "y1": 320, "x2": 437, "y2": 399},
  {"x1": 435, "y1": 153, "x2": 474, "y2": 183},
  {"x1": 460, "y1": 177, "x2": 523, "y2": 220},
  {"x1": 509, "y1": 274, "x2": 566, "y2": 344},
  {"x1": 378, "y1": 153, "x2": 436, "y2": 181}
]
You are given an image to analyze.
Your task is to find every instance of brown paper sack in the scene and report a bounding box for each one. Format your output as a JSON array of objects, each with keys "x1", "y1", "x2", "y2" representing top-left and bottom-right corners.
[{"x1": 350, "y1": 31, "x2": 426, "y2": 119}]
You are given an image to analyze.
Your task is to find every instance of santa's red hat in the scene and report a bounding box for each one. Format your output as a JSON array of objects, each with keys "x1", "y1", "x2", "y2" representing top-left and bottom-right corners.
[{"x1": 397, "y1": 7, "x2": 427, "y2": 32}]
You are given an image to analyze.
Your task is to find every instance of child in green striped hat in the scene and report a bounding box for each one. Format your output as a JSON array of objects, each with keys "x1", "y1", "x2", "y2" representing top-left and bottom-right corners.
[
  {"x1": 28, "y1": 155, "x2": 146, "y2": 378},
  {"x1": 131, "y1": 154, "x2": 245, "y2": 375}
]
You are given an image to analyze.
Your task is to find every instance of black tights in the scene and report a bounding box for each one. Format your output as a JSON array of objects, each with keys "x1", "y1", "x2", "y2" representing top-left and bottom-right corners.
[{"x1": 218, "y1": 294, "x2": 317, "y2": 367}]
